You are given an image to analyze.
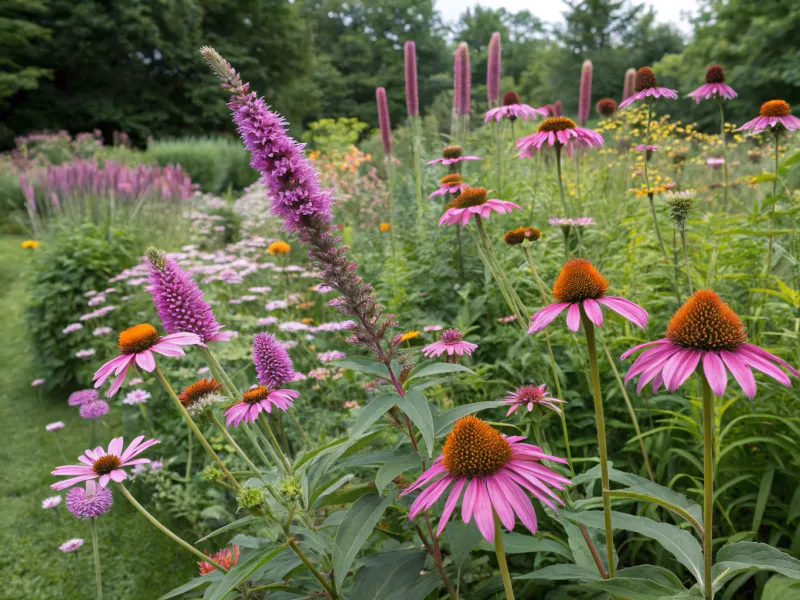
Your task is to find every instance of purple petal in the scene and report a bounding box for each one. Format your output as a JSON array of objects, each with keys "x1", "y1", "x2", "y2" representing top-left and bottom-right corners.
[
  {"x1": 583, "y1": 299, "x2": 603, "y2": 327},
  {"x1": 566, "y1": 303, "x2": 581, "y2": 332},
  {"x1": 528, "y1": 303, "x2": 570, "y2": 333},
  {"x1": 621, "y1": 339, "x2": 669, "y2": 361},
  {"x1": 472, "y1": 480, "x2": 496, "y2": 543},
  {"x1": 437, "y1": 478, "x2": 466, "y2": 536},
  {"x1": 597, "y1": 297, "x2": 648, "y2": 329},
  {"x1": 487, "y1": 476, "x2": 516, "y2": 531},
  {"x1": 702, "y1": 352, "x2": 728, "y2": 397},
  {"x1": 720, "y1": 350, "x2": 756, "y2": 399}
]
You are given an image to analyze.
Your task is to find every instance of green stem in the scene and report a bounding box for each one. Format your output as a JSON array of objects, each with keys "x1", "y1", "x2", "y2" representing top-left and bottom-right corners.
[
  {"x1": 259, "y1": 413, "x2": 292, "y2": 475},
  {"x1": 600, "y1": 339, "x2": 654, "y2": 481},
  {"x1": 185, "y1": 424, "x2": 193, "y2": 482},
  {"x1": 412, "y1": 117, "x2": 424, "y2": 230},
  {"x1": 286, "y1": 534, "x2": 337, "y2": 598},
  {"x1": 555, "y1": 145, "x2": 569, "y2": 217},
  {"x1": 387, "y1": 154, "x2": 398, "y2": 295},
  {"x1": 90, "y1": 518, "x2": 102, "y2": 600},
  {"x1": 118, "y1": 484, "x2": 226, "y2": 572},
  {"x1": 580, "y1": 311, "x2": 615, "y2": 577},
  {"x1": 680, "y1": 223, "x2": 693, "y2": 297},
  {"x1": 719, "y1": 102, "x2": 729, "y2": 207},
  {"x1": 701, "y1": 373, "x2": 715, "y2": 599},
  {"x1": 643, "y1": 99, "x2": 668, "y2": 263},
  {"x1": 287, "y1": 410, "x2": 311, "y2": 446},
  {"x1": 209, "y1": 412, "x2": 262, "y2": 475},
  {"x1": 765, "y1": 133, "x2": 780, "y2": 278},
  {"x1": 153, "y1": 366, "x2": 240, "y2": 490},
  {"x1": 575, "y1": 151, "x2": 583, "y2": 214},
  {"x1": 493, "y1": 511, "x2": 515, "y2": 600},
  {"x1": 523, "y1": 245, "x2": 574, "y2": 475}
]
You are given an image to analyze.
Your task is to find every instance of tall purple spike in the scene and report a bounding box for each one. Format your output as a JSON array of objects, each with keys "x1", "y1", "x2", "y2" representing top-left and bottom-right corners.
[
  {"x1": 487, "y1": 33, "x2": 501, "y2": 107},
  {"x1": 404, "y1": 41, "x2": 419, "y2": 117},
  {"x1": 578, "y1": 60, "x2": 593, "y2": 125},
  {"x1": 376, "y1": 87, "x2": 392, "y2": 155}
]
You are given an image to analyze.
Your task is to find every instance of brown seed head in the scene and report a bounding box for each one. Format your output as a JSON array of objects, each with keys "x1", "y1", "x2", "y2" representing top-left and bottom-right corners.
[
  {"x1": 92, "y1": 455, "x2": 121, "y2": 475},
  {"x1": 705, "y1": 65, "x2": 725, "y2": 84},
  {"x1": 635, "y1": 67, "x2": 657, "y2": 92},
  {"x1": 596, "y1": 98, "x2": 617, "y2": 117},
  {"x1": 179, "y1": 378, "x2": 222, "y2": 408},
  {"x1": 552, "y1": 259, "x2": 608, "y2": 303},
  {"x1": 502, "y1": 91, "x2": 521, "y2": 106},
  {"x1": 447, "y1": 187, "x2": 487, "y2": 209},
  {"x1": 118, "y1": 324, "x2": 160, "y2": 354},
  {"x1": 440, "y1": 173, "x2": 463, "y2": 186},
  {"x1": 442, "y1": 145, "x2": 463, "y2": 159},
  {"x1": 666, "y1": 290, "x2": 747, "y2": 351},
  {"x1": 759, "y1": 100, "x2": 790, "y2": 118},
  {"x1": 442, "y1": 416, "x2": 512, "y2": 477},
  {"x1": 537, "y1": 116, "x2": 577, "y2": 133},
  {"x1": 242, "y1": 386, "x2": 271, "y2": 404},
  {"x1": 504, "y1": 226, "x2": 541, "y2": 245}
]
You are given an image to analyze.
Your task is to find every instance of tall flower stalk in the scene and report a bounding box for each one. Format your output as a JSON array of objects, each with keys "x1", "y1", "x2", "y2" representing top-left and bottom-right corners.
[
  {"x1": 90, "y1": 518, "x2": 102, "y2": 600},
  {"x1": 404, "y1": 41, "x2": 424, "y2": 225},
  {"x1": 454, "y1": 42, "x2": 471, "y2": 139},
  {"x1": 376, "y1": 86, "x2": 398, "y2": 294},
  {"x1": 700, "y1": 372, "x2": 714, "y2": 600},
  {"x1": 487, "y1": 32, "x2": 501, "y2": 109}
]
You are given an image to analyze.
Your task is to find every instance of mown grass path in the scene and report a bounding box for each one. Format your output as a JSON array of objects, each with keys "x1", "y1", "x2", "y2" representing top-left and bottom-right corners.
[{"x1": 0, "y1": 235, "x2": 195, "y2": 599}]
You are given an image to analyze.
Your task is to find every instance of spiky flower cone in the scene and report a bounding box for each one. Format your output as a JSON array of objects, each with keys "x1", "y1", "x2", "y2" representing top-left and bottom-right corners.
[
  {"x1": 487, "y1": 32, "x2": 501, "y2": 108},
  {"x1": 578, "y1": 60, "x2": 593, "y2": 125}
]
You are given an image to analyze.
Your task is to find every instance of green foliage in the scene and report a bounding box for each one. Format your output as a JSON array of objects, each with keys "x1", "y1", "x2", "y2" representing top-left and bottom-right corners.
[
  {"x1": 23, "y1": 223, "x2": 142, "y2": 390},
  {"x1": 302, "y1": 118, "x2": 370, "y2": 154}
]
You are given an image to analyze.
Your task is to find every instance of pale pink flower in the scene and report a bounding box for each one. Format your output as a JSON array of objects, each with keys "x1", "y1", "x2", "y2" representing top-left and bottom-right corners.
[
  {"x1": 504, "y1": 384, "x2": 563, "y2": 416},
  {"x1": 421, "y1": 329, "x2": 477, "y2": 358}
]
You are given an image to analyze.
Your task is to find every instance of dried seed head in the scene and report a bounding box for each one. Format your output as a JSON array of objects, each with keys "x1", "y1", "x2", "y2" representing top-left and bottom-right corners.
[
  {"x1": 705, "y1": 65, "x2": 725, "y2": 84},
  {"x1": 504, "y1": 227, "x2": 541, "y2": 245},
  {"x1": 502, "y1": 91, "x2": 521, "y2": 106}
]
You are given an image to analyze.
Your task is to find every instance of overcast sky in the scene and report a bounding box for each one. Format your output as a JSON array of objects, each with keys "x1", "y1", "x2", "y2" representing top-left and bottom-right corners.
[{"x1": 436, "y1": 0, "x2": 699, "y2": 35}]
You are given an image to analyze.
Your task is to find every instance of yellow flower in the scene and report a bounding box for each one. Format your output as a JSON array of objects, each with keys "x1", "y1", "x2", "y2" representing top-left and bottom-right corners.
[
  {"x1": 400, "y1": 330, "x2": 420, "y2": 342},
  {"x1": 379, "y1": 223, "x2": 391, "y2": 232},
  {"x1": 21, "y1": 240, "x2": 39, "y2": 249},
  {"x1": 267, "y1": 241, "x2": 291, "y2": 255},
  {"x1": 301, "y1": 318, "x2": 314, "y2": 324}
]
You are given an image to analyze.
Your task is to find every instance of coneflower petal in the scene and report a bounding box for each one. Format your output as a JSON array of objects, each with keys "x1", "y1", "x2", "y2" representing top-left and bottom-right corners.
[
  {"x1": 702, "y1": 352, "x2": 728, "y2": 397},
  {"x1": 720, "y1": 350, "x2": 756, "y2": 398}
]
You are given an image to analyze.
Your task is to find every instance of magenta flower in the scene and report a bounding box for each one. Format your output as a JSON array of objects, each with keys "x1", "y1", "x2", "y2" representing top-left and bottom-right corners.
[
  {"x1": 253, "y1": 332, "x2": 296, "y2": 388},
  {"x1": 622, "y1": 68, "x2": 636, "y2": 100},
  {"x1": 622, "y1": 290, "x2": 798, "y2": 398},
  {"x1": 376, "y1": 87, "x2": 392, "y2": 155},
  {"x1": 421, "y1": 328, "x2": 477, "y2": 358},
  {"x1": 146, "y1": 250, "x2": 233, "y2": 344},
  {"x1": 69, "y1": 389, "x2": 98, "y2": 406},
  {"x1": 618, "y1": 67, "x2": 678, "y2": 109},
  {"x1": 687, "y1": 65, "x2": 737, "y2": 104},
  {"x1": 577, "y1": 60, "x2": 593, "y2": 125},
  {"x1": 529, "y1": 259, "x2": 648, "y2": 333},
  {"x1": 516, "y1": 117, "x2": 604, "y2": 158},
  {"x1": 404, "y1": 41, "x2": 418, "y2": 117},
  {"x1": 42, "y1": 495, "x2": 62, "y2": 509},
  {"x1": 485, "y1": 91, "x2": 547, "y2": 123},
  {"x1": 635, "y1": 144, "x2": 658, "y2": 152},
  {"x1": 66, "y1": 480, "x2": 113, "y2": 519},
  {"x1": 706, "y1": 157, "x2": 725, "y2": 169},
  {"x1": 79, "y1": 400, "x2": 109, "y2": 420},
  {"x1": 454, "y1": 42, "x2": 471, "y2": 116},
  {"x1": 223, "y1": 386, "x2": 299, "y2": 427},
  {"x1": 438, "y1": 187, "x2": 520, "y2": 226},
  {"x1": 92, "y1": 324, "x2": 201, "y2": 397},
  {"x1": 428, "y1": 174, "x2": 468, "y2": 198},
  {"x1": 737, "y1": 100, "x2": 800, "y2": 134},
  {"x1": 46, "y1": 421, "x2": 65, "y2": 432},
  {"x1": 427, "y1": 145, "x2": 481, "y2": 166},
  {"x1": 401, "y1": 416, "x2": 570, "y2": 542},
  {"x1": 59, "y1": 539, "x2": 84, "y2": 553},
  {"x1": 51, "y1": 435, "x2": 159, "y2": 490},
  {"x1": 504, "y1": 384, "x2": 563, "y2": 416},
  {"x1": 487, "y1": 32, "x2": 501, "y2": 106}
]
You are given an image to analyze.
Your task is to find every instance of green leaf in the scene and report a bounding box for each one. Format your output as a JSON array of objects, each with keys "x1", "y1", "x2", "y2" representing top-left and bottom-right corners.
[
  {"x1": 206, "y1": 543, "x2": 288, "y2": 600},
  {"x1": 196, "y1": 516, "x2": 261, "y2": 543},
  {"x1": 433, "y1": 400, "x2": 507, "y2": 435},
  {"x1": 158, "y1": 572, "x2": 223, "y2": 600},
  {"x1": 333, "y1": 490, "x2": 398, "y2": 582},
  {"x1": 445, "y1": 522, "x2": 484, "y2": 572},
  {"x1": 586, "y1": 577, "x2": 689, "y2": 599},
  {"x1": 376, "y1": 452, "x2": 420, "y2": 494},
  {"x1": 779, "y1": 151, "x2": 800, "y2": 169},
  {"x1": 406, "y1": 362, "x2": 475, "y2": 382},
  {"x1": 762, "y1": 575, "x2": 800, "y2": 599},
  {"x1": 477, "y1": 531, "x2": 573, "y2": 559},
  {"x1": 560, "y1": 515, "x2": 612, "y2": 574},
  {"x1": 384, "y1": 572, "x2": 442, "y2": 600},
  {"x1": 350, "y1": 550, "x2": 426, "y2": 600},
  {"x1": 350, "y1": 393, "x2": 399, "y2": 438},
  {"x1": 752, "y1": 469, "x2": 774, "y2": 532},
  {"x1": 616, "y1": 565, "x2": 687, "y2": 589},
  {"x1": 396, "y1": 389, "x2": 435, "y2": 457},
  {"x1": 329, "y1": 356, "x2": 390, "y2": 378},
  {"x1": 563, "y1": 510, "x2": 704, "y2": 585},
  {"x1": 517, "y1": 563, "x2": 601, "y2": 581},
  {"x1": 712, "y1": 542, "x2": 800, "y2": 592},
  {"x1": 293, "y1": 435, "x2": 350, "y2": 472},
  {"x1": 751, "y1": 173, "x2": 776, "y2": 183}
]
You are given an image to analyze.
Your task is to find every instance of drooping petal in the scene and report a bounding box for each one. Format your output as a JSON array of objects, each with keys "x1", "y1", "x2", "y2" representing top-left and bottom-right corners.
[
  {"x1": 735, "y1": 346, "x2": 791, "y2": 386},
  {"x1": 495, "y1": 471, "x2": 537, "y2": 534},
  {"x1": 620, "y1": 338, "x2": 669, "y2": 361},
  {"x1": 739, "y1": 344, "x2": 799, "y2": 378},
  {"x1": 134, "y1": 350, "x2": 157, "y2": 372},
  {"x1": 487, "y1": 476, "x2": 516, "y2": 531},
  {"x1": 528, "y1": 303, "x2": 570, "y2": 333},
  {"x1": 472, "y1": 480, "x2": 496, "y2": 543},
  {"x1": 597, "y1": 297, "x2": 648, "y2": 329},
  {"x1": 720, "y1": 350, "x2": 756, "y2": 399},
  {"x1": 566, "y1": 303, "x2": 581, "y2": 332},
  {"x1": 461, "y1": 478, "x2": 479, "y2": 524},
  {"x1": 437, "y1": 477, "x2": 466, "y2": 536},
  {"x1": 583, "y1": 299, "x2": 603, "y2": 327},
  {"x1": 702, "y1": 352, "x2": 728, "y2": 397}
]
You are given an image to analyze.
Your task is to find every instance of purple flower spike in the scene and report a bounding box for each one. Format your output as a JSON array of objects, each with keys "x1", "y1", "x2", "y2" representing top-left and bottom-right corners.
[
  {"x1": 622, "y1": 68, "x2": 636, "y2": 101},
  {"x1": 404, "y1": 41, "x2": 419, "y2": 117},
  {"x1": 146, "y1": 248, "x2": 232, "y2": 344},
  {"x1": 66, "y1": 481, "x2": 113, "y2": 519},
  {"x1": 455, "y1": 42, "x2": 471, "y2": 116},
  {"x1": 376, "y1": 87, "x2": 392, "y2": 155},
  {"x1": 487, "y1": 33, "x2": 501, "y2": 107},
  {"x1": 578, "y1": 60, "x2": 593, "y2": 125},
  {"x1": 253, "y1": 332, "x2": 295, "y2": 389}
]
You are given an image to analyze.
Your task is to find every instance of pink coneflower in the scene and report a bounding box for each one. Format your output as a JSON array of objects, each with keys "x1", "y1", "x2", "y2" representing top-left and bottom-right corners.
[
  {"x1": 706, "y1": 157, "x2": 725, "y2": 169},
  {"x1": 46, "y1": 421, "x2": 65, "y2": 432},
  {"x1": 32, "y1": 378, "x2": 46, "y2": 387},
  {"x1": 404, "y1": 41, "x2": 418, "y2": 117},
  {"x1": 577, "y1": 60, "x2": 593, "y2": 125},
  {"x1": 497, "y1": 315, "x2": 516, "y2": 323},
  {"x1": 344, "y1": 400, "x2": 360, "y2": 410},
  {"x1": 66, "y1": 480, "x2": 113, "y2": 519},
  {"x1": 529, "y1": 259, "x2": 648, "y2": 333},
  {"x1": 42, "y1": 495, "x2": 62, "y2": 509},
  {"x1": 622, "y1": 68, "x2": 636, "y2": 100},
  {"x1": 622, "y1": 290, "x2": 798, "y2": 397},
  {"x1": 376, "y1": 87, "x2": 392, "y2": 155},
  {"x1": 223, "y1": 386, "x2": 299, "y2": 427},
  {"x1": 487, "y1": 32, "x2": 501, "y2": 106},
  {"x1": 69, "y1": 389, "x2": 98, "y2": 406},
  {"x1": 59, "y1": 538, "x2": 84, "y2": 553},
  {"x1": 484, "y1": 91, "x2": 547, "y2": 123},
  {"x1": 80, "y1": 399, "x2": 109, "y2": 420},
  {"x1": 737, "y1": 100, "x2": 800, "y2": 133},
  {"x1": 688, "y1": 65, "x2": 737, "y2": 104},
  {"x1": 51, "y1": 435, "x2": 159, "y2": 490},
  {"x1": 400, "y1": 415, "x2": 570, "y2": 542},
  {"x1": 92, "y1": 324, "x2": 201, "y2": 397},
  {"x1": 317, "y1": 350, "x2": 346, "y2": 363},
  {"x1": 199, "y1": 545, "x2": 240, "y2": 575},
  {"x1": 427, "y1": 145, "x2": 482, "y2": 166},
  {"x1": 504, "y1": 384, "x2": 563, "y2": 416},
  {"x1": 516, "y1": 117, "x2": 604, "y2": 158},
  {"x1": 146, "y1": 249, "x2": 233, "y2": 344},
  {"x1": 635, "y1": 144, "x2": 658, "y2": 153},
  {"x1": 63, "y1": 323, "x2": 83, "y2": 334},
  {"x1": 123, "y1": 389, "x2": 151, "y2": 405},
  {"x1": 429, "y1": 174, "x2": 469, "y2": 198},
  {"x1": 424, "y1": 325, "x2": 444, "y2": 332},
  {"x1": 618, "y1": 67, "x2": 678, "y2": 109},
  {"x1": 93, "y1": 327, "x2": 112, "y2": 336},
  {"x1": 76, "y1": 349, "x2": 96, "y2": 358},
  {"x1": 421, "y1": 328, "x2": 477, "y2": 357},
  {"x1": 438, "y1": 187, "x2": 520, "y2": 226},
  {"x1": 548, "y1": 217, "x2": 594, "y2": 227}
]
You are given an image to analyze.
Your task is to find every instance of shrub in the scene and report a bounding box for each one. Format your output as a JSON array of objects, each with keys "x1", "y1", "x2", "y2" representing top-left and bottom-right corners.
[{"x1": 24, "y1": 223, "x2": 144, "y2": 391}]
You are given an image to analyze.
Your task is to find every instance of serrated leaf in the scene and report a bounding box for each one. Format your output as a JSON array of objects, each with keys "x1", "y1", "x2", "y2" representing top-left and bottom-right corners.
[
  {"x1": 330, "y1": 356, "x2": 390, "y2": 378},
  {"x1": 376, "y1": 452, "x2": 420, "y2": 494},
  {"x1": 206, "y1": 543, "x2": 288, "y2": 600},
  {"x1": 406, "y1": 362, "x2": 475, "y2": 382},
  {"x1": 433, "y1": 400, "x2": 507, "y2": 435},
  {"x1": 711, "y1": 542, "x2": 800, "y2": 592},
  {"x1": 333, "y1": 491, "x2": 398, "y2": 582},
  {"x1": 396, "y1": 389, "x2": 435, "y2": 456},
  {"x1": 564, "y1": 510, "x2": 704, "y2": 586}
]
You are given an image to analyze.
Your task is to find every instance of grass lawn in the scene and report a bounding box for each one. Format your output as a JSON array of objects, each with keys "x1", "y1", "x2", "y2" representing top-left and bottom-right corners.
[{"x1": 0, "y1": 235, "x2": 196, "y2": 599}]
